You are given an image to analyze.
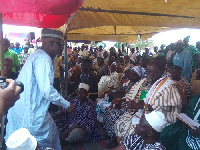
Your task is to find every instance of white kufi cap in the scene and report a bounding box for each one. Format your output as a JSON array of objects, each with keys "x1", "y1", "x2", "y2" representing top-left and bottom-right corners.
[
  {"x1": 6, "y1": 128, "x2": 37, "y2": 150},
  {"x1": 145, "y1": 111, "x2": 167, "y2": 132},
  {"x1": 79, "y1": 83, "x2": 89, "y2": 91}
]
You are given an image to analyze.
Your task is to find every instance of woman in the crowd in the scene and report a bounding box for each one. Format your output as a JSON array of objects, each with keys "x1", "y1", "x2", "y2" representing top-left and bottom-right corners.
[
  {"x1": 97, "y1": 62, "x2": 119, "y2": 99},
  {"x1": 96, "y1": 67, "x2": 131, "y2": 122},
  {"x1": 101, "y1": 66, "x2": 146, "y2": 147},
  {"x1": 114, "y1": 56, "x2": 182, "y2": 144},
  {"x1": 161, "y1": 93, "x2": 200, "y2": 150}
]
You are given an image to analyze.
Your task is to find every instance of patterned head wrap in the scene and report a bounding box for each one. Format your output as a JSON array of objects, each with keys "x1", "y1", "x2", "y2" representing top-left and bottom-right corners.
[{"x1": 131, "y1": 66, "x2": 146, "y2": 78}]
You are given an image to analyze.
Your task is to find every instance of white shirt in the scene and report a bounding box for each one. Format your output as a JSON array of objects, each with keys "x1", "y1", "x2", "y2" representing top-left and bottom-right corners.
[
  {"x1": 97, "y1": 50, "x2": 104, "y2": 58},
  {"x1": 129, "y1": 52, "x2": 137, "y2": 60},
  {"x1": 79, "y1": 50, "x2": 89, "y2": 57},
  {"x1": 6, "y1": 49, "x2": 70, "y2": 150},
  {"x1": 166, "y1": 50, "x2": 175, "y2": 60}
]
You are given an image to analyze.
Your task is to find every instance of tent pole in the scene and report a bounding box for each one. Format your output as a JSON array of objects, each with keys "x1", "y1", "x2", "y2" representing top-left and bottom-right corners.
[
  {"x1": 64, "y1": 33, "x2": 68, "y2": 97},
  {"x1": 0, "y1": 13, "x2": 6, "y2": 150},
  {"x1": 0, "y1": 13, "x2": 4, "y2": 77},
  {"x1": 139, "y1": 34, "x2": 142, "y2": 51}
]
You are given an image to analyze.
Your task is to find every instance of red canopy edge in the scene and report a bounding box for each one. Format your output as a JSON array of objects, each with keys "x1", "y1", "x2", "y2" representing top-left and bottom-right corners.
[
  {"x1": 1, "y1": 0, "x2": 83, "y2": 28},
  {"x1": 0, "y1": 0, "x2": 82, "y2": 15},
  {"x1": 3, "y1": 13, "x2": 69, "y2": 28}
]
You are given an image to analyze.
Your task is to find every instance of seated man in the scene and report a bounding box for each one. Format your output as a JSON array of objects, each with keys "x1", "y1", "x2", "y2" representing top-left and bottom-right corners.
[
  {"x1": 56, "y1": 83, "x2": 102, "y2": 145},
  {"x1": 161, "y1": 93, "x2": 200, "y2": 150},
  {"x1": 79, "y1": 57, "x2": 98, "y2": 102},
  {"x1": 4, "y1": 57, "x2": 19, "y2": 80},
  {"x1": 170, "y1": 65, "x2": 193, "y2": 110},
  {"x1": 113, "y1": 111, "x2": 167, "y2": 150}
]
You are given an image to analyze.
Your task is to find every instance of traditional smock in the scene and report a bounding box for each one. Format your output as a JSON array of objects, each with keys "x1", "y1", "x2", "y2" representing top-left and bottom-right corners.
[
  {"x1": 56, "y1": 98, "x2": 102, "y2": 142},
  {"x1": 115, "y1": 78, "x2": 149, "y2": 140},
  {"x1": 115, "y1": 76, "x2": 182, "y2": 141},
  {"x1": 123, "y1": 133, "x2": 166, "y2": 150},
  {"x1": 101, "y1": 79, "x2": 142, "y2": 138},
  {"x1": 6, "y1": 49, "x2": 70, "y2": 150}
]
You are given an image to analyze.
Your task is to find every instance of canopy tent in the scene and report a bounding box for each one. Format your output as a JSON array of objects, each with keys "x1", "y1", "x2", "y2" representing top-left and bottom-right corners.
[
  {"x1": 65, "y1": 0, "x2": 200, "y2": 43},
  {"x1": 65, "y1": 10, "x2": 180, "y2": 43},
  {"x1": 66, "y1": 25, "x2": 176, "y2": 43},
  {"x1": 80, "y1": 0, "x2": 200, "y2": 19},
  {"x1": 67, "y1": 9, "x2": 200, "y2": 31}
]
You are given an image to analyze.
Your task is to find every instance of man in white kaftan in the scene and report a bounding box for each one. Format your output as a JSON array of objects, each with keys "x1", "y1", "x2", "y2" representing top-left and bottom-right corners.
[{"x1": 5, "y1": 29, "x2": 73, "y2": 150}]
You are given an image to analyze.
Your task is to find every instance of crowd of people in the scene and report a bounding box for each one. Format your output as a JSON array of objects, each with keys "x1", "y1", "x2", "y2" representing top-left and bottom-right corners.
[{"x1": 1, "y1": 29, "x2": 200, "y2": 150}]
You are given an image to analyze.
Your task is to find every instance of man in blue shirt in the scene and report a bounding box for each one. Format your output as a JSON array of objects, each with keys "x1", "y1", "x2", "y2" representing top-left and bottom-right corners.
[
  {"x1": 173, "y1": 40, "x2": 192, "y2": 81},
  {"x1": 12, "y1": 42, "x2": 22, "y2": 55}
]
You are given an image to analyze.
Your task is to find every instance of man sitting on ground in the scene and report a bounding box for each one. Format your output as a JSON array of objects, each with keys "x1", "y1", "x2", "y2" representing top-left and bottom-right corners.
[
  {"x1": 57, "y1": 83, "x2": 102, "y2": 145},
  {"x1": 112, "y1": 111, "x2": 167, "y2": 150}
]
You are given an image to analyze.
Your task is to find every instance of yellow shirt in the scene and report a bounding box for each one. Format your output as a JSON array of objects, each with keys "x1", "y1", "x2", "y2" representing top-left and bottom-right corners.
[{"x1": 54, "y1": 56, "x2": 63, "y2": 78}]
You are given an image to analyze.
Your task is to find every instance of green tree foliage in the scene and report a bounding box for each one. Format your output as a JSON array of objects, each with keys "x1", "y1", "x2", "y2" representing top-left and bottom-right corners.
[{"x1": 135, "y1": 35, "x2": 154, "y2": 50}]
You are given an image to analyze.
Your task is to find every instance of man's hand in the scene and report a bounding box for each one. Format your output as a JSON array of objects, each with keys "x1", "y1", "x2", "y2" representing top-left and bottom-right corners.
[
  {"x1": 112, "y1": 98, "x2": 122, "y2": 105},
  {"x1": 121, "y1": 100, "x2": 146, "y2": 110},
  {"x1": 0, "y1": 79, "x2": 21, "y2": 118},
  {"x1": 121, "y1": 101, "x2": 136, "y2": 109},
  {"x1": 66, "y1": 103, "x2": 75, "y2": 113},
  {"x1": 110, "y1": 98, "x2": 125, "y2": 108}
]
